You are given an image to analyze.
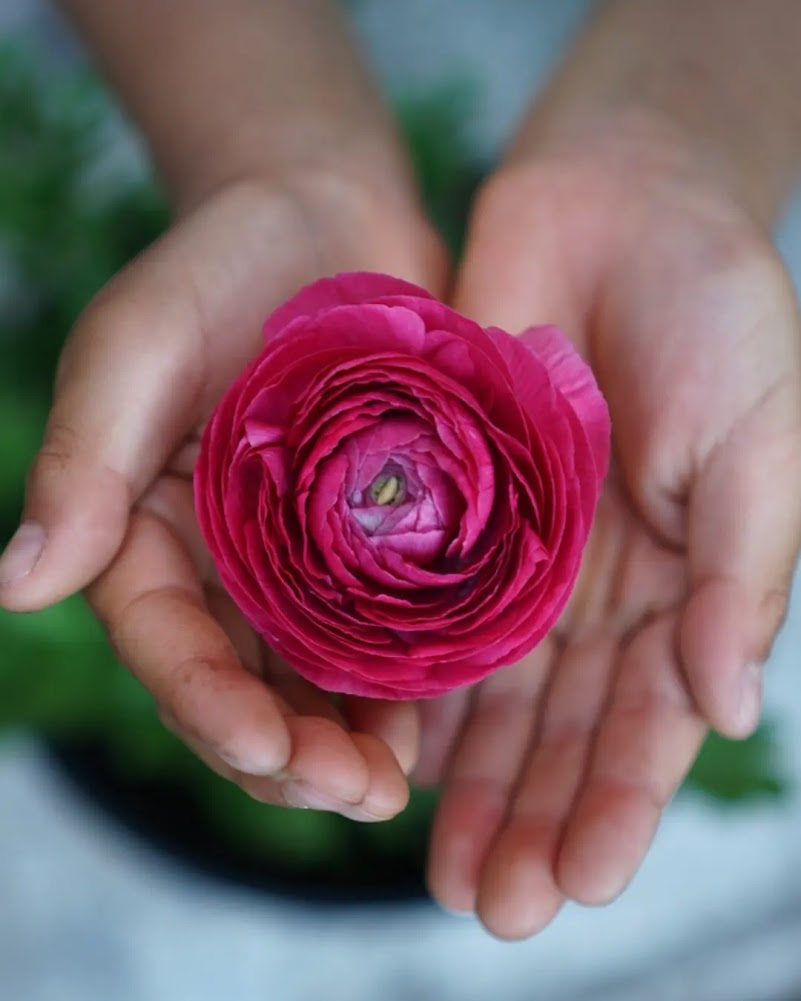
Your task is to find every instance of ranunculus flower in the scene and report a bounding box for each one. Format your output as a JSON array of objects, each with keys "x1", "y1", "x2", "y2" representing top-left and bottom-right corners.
[{"x1": 194, "y1": 272, "x2": 609, "y2": 699}]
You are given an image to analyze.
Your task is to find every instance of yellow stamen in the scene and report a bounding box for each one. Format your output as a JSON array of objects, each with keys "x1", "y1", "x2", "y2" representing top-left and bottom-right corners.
[{"x1": 375, "y1": 475, "x2": 401, "y2": 505}]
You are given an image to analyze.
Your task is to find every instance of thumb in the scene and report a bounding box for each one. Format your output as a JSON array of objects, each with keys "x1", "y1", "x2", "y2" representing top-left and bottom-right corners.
[
  {"x1": 452, "y1": 172, "x2": 588, "y2": 336},
  {"x1": 0, "y1": 183, "x2": 322, "y2": 612},
  {"x1": 0, "y1": 272, "x2": 203, "y2": 612},
  {"x1": 680, "y1": 380, "x2": 801, "y2": 739},
  {"x1": 0, "y1": 185, "x2": 268, "y2": 612}
]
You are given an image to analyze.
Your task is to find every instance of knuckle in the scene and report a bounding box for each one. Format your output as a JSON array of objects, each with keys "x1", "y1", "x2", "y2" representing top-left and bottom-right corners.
[
  {"x1": 65, "y1": 267, "x2": 198, "y2": 370},
  {"x1": 759, "y1": 585, "x2": 792, "y2": 651},
  {"x1": 695, "y1": 223, "x2": 792, "y2": 304},
  {"x1": 55, "y1": 280, "x2": 129, "y2": 387},
  {"x1": 30, "y1": 420, "x2": 80, "y2": 481}
]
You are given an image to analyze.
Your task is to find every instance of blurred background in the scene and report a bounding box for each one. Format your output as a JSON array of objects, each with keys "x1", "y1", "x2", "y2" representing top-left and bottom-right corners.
[{"x1": 2, "y1": 2, "x2": 801, "y2": 999}]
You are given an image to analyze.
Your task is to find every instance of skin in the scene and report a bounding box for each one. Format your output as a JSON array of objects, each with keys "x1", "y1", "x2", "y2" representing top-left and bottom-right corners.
[
  {"x1": 1, "y1": 0, "x2": 801, "y2": 940},
  {"x1": 0, "y1": 0, "x2": 446, "y2": 817},
  {"x1": 420, "y1": 0, "x2": 801, "y2": 937}
]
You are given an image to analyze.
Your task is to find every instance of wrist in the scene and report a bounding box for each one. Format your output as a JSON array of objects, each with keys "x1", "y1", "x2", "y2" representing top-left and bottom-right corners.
[
  {"x1": 498, "y1": 108, "x2": 760, "y2": 241},
  {"x1": 514, "y1": 107, "x2": 784, "y2": 235},
  {"x1": 168, "y1": 131, "x2": 418, "y2": 221},
  {"x1": 508, "y1": 0, "x2": 801, "y2": 229},
  {"x1": 60, "y1": 0, "x2": 419, "y2": 218}
]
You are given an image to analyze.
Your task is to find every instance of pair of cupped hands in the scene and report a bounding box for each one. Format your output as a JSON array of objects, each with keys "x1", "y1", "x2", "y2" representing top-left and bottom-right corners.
[{"x1": 2, "y1": 115, "x2": 801, "y2": 940}]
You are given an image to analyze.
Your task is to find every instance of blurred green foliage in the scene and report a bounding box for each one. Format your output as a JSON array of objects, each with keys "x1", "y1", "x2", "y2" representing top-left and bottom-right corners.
[
  {"x1": 395, "y1": 79, "x2": 485, "y2": 258},
  {"x1": 0, "y1": 44, "x2": 789, "y2": 882},
  {"x1": 686, "y1": 726, "x2": 786, "y2": 805}
]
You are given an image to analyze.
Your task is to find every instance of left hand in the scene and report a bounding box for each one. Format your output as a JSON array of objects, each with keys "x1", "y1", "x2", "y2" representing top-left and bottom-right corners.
[{"x1": 416, "y1": 123, "x2": 801, "y2": 939}]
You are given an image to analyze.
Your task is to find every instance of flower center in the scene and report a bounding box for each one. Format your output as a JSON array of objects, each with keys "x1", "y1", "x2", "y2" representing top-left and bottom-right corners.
[{"x1": 371, "y1": 473, "x2": 404, "y2": 506}]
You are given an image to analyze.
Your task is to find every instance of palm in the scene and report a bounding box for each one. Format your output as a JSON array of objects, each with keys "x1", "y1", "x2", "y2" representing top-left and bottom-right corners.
[
  {"x1": 420, "y1": 164, "x2": 801, "y2": 938},
  {"x1": 106, "y1": 457, "x2": 417, "y2": 816}
]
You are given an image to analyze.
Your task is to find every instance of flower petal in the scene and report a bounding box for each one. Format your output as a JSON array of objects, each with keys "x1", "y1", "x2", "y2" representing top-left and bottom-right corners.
[
  {"x1": 263, "y1": 272, "x2": 435, "y2": 342},
  {"x1": 517, "y1": 324, "x2": 611, "y2": 482}
]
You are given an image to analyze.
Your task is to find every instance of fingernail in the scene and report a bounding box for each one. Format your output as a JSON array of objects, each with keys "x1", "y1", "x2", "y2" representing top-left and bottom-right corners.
[
  {"x1": 281, "y1": 781, "x2": 383, "y2": 821},
  {"x1": 282, "y1": 781, "x2": 351, "y2": 812},
  {"x1": 218, "y1": 749, "x2": 273, "y2": 776},
  {"x1": 0, "y1": 522, "x2": 46, "y2": 585},
  {"x1": 439, "y1": 905, "x2": 474, "y2": 919},
  {"x1": 218, "y1": 745, "x2": 292, "y2": 777},
  {"x1": 737, "y1": 662, "x2": 763, "y2": 733}
]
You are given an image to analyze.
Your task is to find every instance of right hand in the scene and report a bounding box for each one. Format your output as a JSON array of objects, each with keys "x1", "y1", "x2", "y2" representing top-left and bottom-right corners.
[
  {"x1": 419, "y1": 120, "x2": 801, "y2": 938},
  {"x1": 0, "y1": 170, "x2": 446, "y2": 819}
]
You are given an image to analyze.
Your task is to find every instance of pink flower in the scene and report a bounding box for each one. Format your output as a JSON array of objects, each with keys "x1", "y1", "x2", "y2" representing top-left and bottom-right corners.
[{"x1": 194, "y1": 273, "x2": 609, "y2": 699}]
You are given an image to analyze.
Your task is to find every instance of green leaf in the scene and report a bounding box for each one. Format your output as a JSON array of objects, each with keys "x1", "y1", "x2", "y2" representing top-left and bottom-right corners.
[
  {"x1": 0, "y1": 600, "x2": 111, "y2": 734},
  {"x1": 203, "y1": 780, "x2": 351, "y2": 867},
  {"x1": 0, "y1": 384, "x2": 44, "y2": 530},
  {"x1": 395, "y1": 79, "x2": 486, "y2": 258},
  {"x1": 682, "y1": 724, "x2": 789, "y2": 805}
]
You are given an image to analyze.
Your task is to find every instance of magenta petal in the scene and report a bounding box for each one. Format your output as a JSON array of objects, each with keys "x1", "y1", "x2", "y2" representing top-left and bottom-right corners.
[
  {"x1": 517, "y1": 324, "x2": 611, "y2": 482},
  {"x1": 263, "y1": 271, "x2": 435, "y2": 343},
  {"x1": 244, "y1": 418, "x2": 285, "y2": 448}
]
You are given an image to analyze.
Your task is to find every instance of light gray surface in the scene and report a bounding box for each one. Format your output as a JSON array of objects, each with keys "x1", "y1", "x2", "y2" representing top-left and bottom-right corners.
[
  {"x1": 2, "y1": 565, "x2": 801, "y2": 1001},
  {"x1": 3, "y1": 1, "x2": 801, "y2": 999},
  {"x1": 354, "y1": 0, "x2": 591, "y2": 158}
]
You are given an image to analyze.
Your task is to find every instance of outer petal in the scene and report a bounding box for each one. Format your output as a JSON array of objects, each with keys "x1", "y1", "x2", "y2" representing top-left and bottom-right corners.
[
  {"x1": 517, "y1": 324, "x2": 611, "y2": 482},
  {"x1": 263, "y1": 271, "x2": 435, "y2": 342}
]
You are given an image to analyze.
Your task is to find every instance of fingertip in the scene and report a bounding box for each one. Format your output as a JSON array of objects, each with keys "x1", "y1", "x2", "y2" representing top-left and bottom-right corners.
[
  {"x1": 426, "y1": 778, "x2": 506, "y2": 916},
  {"x1": 160, "y1": 708, "x2": 297, "y2": 813},
  {"x1": 0, "y1": 522, "x2": 46, "y2": 609},
  {"x1": 162, "y1": 672, "x2": 293, "y2": 780},
  {"x1": 349, "y1": 731, "x2": 410, "y2": 819},
  {"x1": 283, "y1": 715, "x2": 370, "y2": 804},
  {"x1": 215, "y1": 724, "x2": 292, "y2": 778},
  {"x1": 728, "y1": 661, "x2": 764, "y2": 740},
  {"x1": 2, "y1": 458, "x2": 130, "y2": 611},
  {"x1": 278, "y1": 731, "x2": 410, "y2": 822},
  {"x1": 476, "y1": 820, "x2": 564, "y2": 941},
  {"x1": 680, "y1": 577, "x2": 767, "y2": 737},
  {"x1": 556, "y1": 783, "x2": 655, "y2": 907}
]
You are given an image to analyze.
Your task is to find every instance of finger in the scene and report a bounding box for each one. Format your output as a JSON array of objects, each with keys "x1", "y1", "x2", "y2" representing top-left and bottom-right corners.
[
  {"x1": 265, "y1": 714, "x2": 370, "y2": 808},
  {"x1": 426, "y1": 640, "x2": 555, "y2": 915},
  {"x1": 475, "y1": 631, "x2": 617, "y2": 940},
  {"x1": 141, "y1": 473, "x2": 267, "y2": 679},
  {"x1": 0, "y1": 186, "x2": 325, "y2": 612},
  {"x1": 343, "y1": 697, "x2": 421, "y2": 777},
  {"x1": 137, "y1": 469, "x2": 400, "y2": 809},
  {"x1": 411, "y1": 688, "x2": 473, "y2": 787},
  {"x1": 89, "y1": 505, "x2": 293, "y2": 777},
  {"x1": 279, "y1": 731, "x2": 409, "y2": 821},
  {"x1": 344, "y1": 732, "x2": 410, "y2": 820},
  {"x1": 681, "y1": 380, "x2": 801, "y2": 738},
  {"x1": 162, "y1": 685, "x2": 350, "y2": 806},
  {"x1": 558, "y1": 477, "x2": 688, "y2": 642},
  {"x1": 162, "y1": 710, "x2": 404, "y2": 819},
  {"x1": 557, "y1": 613, "x2": 706, "y2": 905}
]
